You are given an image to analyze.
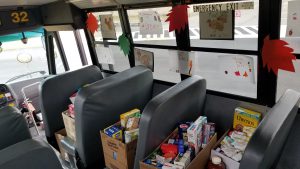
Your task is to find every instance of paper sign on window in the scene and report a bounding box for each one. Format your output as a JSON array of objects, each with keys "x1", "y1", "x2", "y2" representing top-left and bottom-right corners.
[
  {"x1": 99, "y1": 14, "x2": 117, "y2": 39},
  {"x1": 218, "y1": 55, "x2": 255, "y2": 84},
  {"x1": 139, "y1": 11, "x2": 163, "y2": 35},
  {"x1": 169, "y1": 50, "x2": 193, "y2": 75},
  {"x1": 134, "y1": 48, "x2": 154, "y2": 72},
  {"x1": 286, "y1": 1, "x2": 300, "y2": 37},
  {"x1": 200, "y1": 11, "x2": 234, "y2": 40},
  {"x1": 95, "y1": 45, "x2": 115, "y2": 65}
]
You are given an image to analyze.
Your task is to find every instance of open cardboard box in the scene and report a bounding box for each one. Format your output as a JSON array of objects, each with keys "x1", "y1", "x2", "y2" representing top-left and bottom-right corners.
[
  {"x1": 100, "y1": 122, "x2": 138, "y2": 169},
  {"x1": 55, "y1": 129, "x2": 69, "y2": 161},
  {"x1": 140, "y1": 129, "x2": 217, "y2": 169},
  {"x1": 62, "y1": 110, "x2": 76, "y2": 141},
  {"x1": 211, "y1": 131, "x2": 240, "y2": 169}
]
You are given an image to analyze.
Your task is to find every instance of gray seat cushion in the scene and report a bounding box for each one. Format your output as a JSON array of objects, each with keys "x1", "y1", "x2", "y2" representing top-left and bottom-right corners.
[
  {"x1": 0, "y1": 139, "x2": 63, "y2": 169},
  {"x1": 0, "y1": 106, "x2": 31, "y2": 150},
  {"x1": 134, "y1": 76, "x2": 206, "y2": 169},
  {"x1": 40, "y1": 65, "x2": 102, "y2": 141},
  {"x1": 240, "y1": 89, "x2": 300, "y2": 169},
  {"x1": 75, "y1": 66, "x2": 153, "y2": 168}
]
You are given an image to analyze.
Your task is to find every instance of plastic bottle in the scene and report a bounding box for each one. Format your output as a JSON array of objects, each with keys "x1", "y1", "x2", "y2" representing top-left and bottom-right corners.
[{"x1": 207, "y1": 156, "x2": 226, "y2": 169}]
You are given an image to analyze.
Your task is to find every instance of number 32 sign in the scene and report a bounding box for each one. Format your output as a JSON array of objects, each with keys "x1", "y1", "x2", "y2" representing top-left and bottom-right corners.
[{"x1": 11, "y1": 11, "x2": 29, "y2": 23}]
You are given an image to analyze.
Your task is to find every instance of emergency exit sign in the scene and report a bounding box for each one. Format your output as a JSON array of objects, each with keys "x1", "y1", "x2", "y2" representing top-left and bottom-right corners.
[{"x1": 193, "y1": 1, "x2": 254, "y2": 13}]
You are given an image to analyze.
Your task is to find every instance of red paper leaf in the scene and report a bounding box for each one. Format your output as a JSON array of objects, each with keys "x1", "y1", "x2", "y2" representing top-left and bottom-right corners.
[
  {"x1": 165, "y1": 5, "x2": 189, "y2": 33},
  {"x1": 235, "y1": 71, "x2": 240, "y2": 76},
  {"x1": 262, "y1": 35, "x2": 296, "y2": 75},
  {"x1": 86, "y1": 13, "x2": 99, "y2": 34}
]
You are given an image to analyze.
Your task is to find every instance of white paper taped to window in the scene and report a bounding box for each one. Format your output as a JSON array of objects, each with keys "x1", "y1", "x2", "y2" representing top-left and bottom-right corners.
[
  {"x1": 95, "y1": 45, "x2": 115, "y2": 65},
  {"x1": 286, "y1": 1, "x2": 300, "y2": 37},
  {"x1": 139, "y1": 11, "x2": 163, "y2": 36},
  {"x1": 218, "y1": 55, "x2": 255, "y2": 84}
]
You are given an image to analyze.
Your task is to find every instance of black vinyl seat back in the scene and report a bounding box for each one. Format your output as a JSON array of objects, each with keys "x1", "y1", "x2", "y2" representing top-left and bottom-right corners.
[
  {"x1": 74, "y1": 66, "x2": 153, "y2": 168},
  {"x1": 240, "y1": 89, "x2": 300, "y2": 169},
  {"x1": 0, "y1": 106, "x2": 31, "y2": 150},
  {"x1": 134, "y1": 76, "x2": 206, "y2": 169},
  {"x1": 39, "y1": 65, "x2": 102, "y2": 145}
]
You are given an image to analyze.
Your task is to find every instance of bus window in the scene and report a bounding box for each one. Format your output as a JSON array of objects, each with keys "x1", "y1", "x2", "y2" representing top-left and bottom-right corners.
[
  {"x1": 95, "y1": 44, "x2": 130, "y2": 72},
  {"x1": 53, "y1": 39, "x2": 65, "y2": 74},
  {"x1": 0, "y1": 36, "x2": 49, "y2": 84},
  {"x1": 193, "y1": 52, "x2": 258, "y2": 98},
  {"x1": 59, "y1": 31, "x2": 83, "y2": 70},
  {"x1": 188, "y1": 0, "x2": 259, "y2": 50},
  {"x1": 128, "y1": 7, "x2": 177, "y2": 46},
  {"x1": 134, "y1": 47, "x2": 181, "y2": 83},
  {"x1": 277, "y1": 0, "x2": 300, "y2": 101},
  {"x1": 79, "y1": 29, "x2": 92, "y2": 65}
]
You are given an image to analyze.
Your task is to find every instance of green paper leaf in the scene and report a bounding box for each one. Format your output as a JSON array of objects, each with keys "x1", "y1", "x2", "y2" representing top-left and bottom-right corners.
[{"x1": 118, "y1": 34, "x2": 131, "y2": 56}]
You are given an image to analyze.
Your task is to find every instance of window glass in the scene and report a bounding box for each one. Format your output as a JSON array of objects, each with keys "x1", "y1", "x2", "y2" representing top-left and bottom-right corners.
[
  {"x1": 53, "y1": 39, "x2": 65, "y2": 74},
  {"x1": 188, "y1": 0, "x2": 259, "y2": 50},
  {"x1": 128, "y1": 7, "x2": 177, "y2": 46},
  {"x1": 133, "y1": 47, "x2": 181, "y2": 83},
  {"x1": 95, "y1": 44, "x2": 130, "y2": 72},
  {"x1": 277, "y1": 60, "x2": 300, "y2": 101},
  {"x1": 59, "y1": 31, "x2": 83, "y2": 70},
  {"x1": 93, "y1": 11, "x2": 123, "y2": 42},
  {"x1": 277, "y1": 0, "x2": 300, "y2": 102},
  {"x1": 0, "y1": 37, "x2": 49, "y2": 84},
  {"x1": 192, "y1": 52, "x2": 258, "y2": 98},
  {"x1": 280, "y1": 0, "x2": 300, "y2": 53},
  {"x1": 79, "y1": 29, "x2": 92, "y2": 65}
]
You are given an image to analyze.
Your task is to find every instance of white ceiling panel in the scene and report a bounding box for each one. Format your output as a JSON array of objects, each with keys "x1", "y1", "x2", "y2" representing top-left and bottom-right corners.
[
  {"x1": 69, "y1": 0, "x2": 168, "y2": 9},
  {"x1": 69, "y1": 0, "x2": 118, "y2": 9},
  {"x1": 0, "y1": 0, "x2": 59, "y2": 7}
]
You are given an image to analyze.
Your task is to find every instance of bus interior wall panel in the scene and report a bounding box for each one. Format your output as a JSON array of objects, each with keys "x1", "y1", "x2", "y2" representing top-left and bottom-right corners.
[{"x1": 41, "y1": 1, "x2": 85, "y2": 31}]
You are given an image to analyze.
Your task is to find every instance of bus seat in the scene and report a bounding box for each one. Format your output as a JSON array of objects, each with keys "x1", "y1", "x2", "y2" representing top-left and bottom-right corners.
[
  {"x1": 74, "y1": 66, "x2": 153, "y2": 168},
  {"x1": 275, "y1": 113, "x2": 300, "y2": 169},
  {"x1": 40, "y1": 65, "x2": 103, "y2": 149},
  {"x1": 134, "y1": 75, "x2": 206, "y2": 169},
  {"x1": 0, "y1": 106, "x2": 31, "y2": 150},
  {"x1": 0, "y1": 106, "x2": 63, "y2": 169},
  {"x1": 240, "y1": 89, "x2": 300, "y2": 169},
  {"x1": 0, "y1": 139, "x2": 63, "y2": 169}
]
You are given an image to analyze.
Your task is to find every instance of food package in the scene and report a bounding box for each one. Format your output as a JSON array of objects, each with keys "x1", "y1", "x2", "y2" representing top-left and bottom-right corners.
[
  {"x1": 187, "y1": 116, "x2": 207, "y2": 153},
  {"x1": 124, "y1": 128, "x2": 139, "y2": 143},
  {"x1": 120, "y1": 109, "x2": 140, "y2": 128},
  {"x1": 126, "y1": 117, "x2": 140, "y2": 130},
  {"x1": 104, "y1": 124, "x2": 123, "y2": 141},
  {"x1": 233, "y1": 107, "x2": 261, "y2": 131}
]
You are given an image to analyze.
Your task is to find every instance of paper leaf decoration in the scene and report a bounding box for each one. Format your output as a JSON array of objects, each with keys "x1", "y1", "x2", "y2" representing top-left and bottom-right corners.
[
  {"x1": 86, "y1": 13, "x2": 99, "y2": 34},
  {"x1": 118, "y1": 34, "x2": 131, "y2": 56},
  {"x1": 262, "y1": 35, "x2": 296, "y2": 75},
  {"x1": 166, "y1": 5, "x2": 189, "y2": 33}
]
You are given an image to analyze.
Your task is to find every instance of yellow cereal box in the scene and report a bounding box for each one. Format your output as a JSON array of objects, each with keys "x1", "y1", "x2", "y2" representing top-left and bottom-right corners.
[
  {"x1": 120, "y1": 109, "x2": 140, "y2": 128},
  {"x1": 233, "y1": 107, "x2": 262, "y2": 131}
]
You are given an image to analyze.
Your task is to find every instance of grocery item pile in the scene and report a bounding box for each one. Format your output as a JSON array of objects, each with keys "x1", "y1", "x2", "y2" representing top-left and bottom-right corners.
[
  {"x1": 104, "y1": 109, "x2": 141, "y2": 143},
  {"x1": 143, "y1": 116, "x2": 216, "y2": 169},
  {"x1": 214, "y1": 107, "x2": 262, "y2": 163}
]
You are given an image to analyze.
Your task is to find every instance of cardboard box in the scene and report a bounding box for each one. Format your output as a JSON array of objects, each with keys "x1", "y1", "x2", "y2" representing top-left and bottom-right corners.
[
  {"x1": 140, "y1": 129, "x2": 217, "y2": 169},
  {"x1": 211, "y1": 131, "x2": 240, "y2": 169},
  {"x1": 55, "y1": 129, "x2": 68, "y2": 161},
  {"x1": 62, "y1": 110, "x2": 76, "y2": 141},
  {"x1": 100, "y1": 128, "x2": 137, "y2": 169}
]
